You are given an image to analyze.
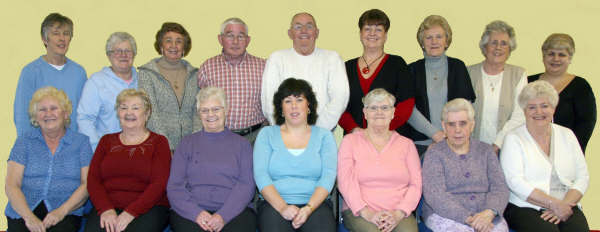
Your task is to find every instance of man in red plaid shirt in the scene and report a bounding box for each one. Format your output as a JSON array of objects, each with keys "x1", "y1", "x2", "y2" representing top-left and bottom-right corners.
[{"x1": 198, "y1": 17, "x2": 266, "y2": 144}]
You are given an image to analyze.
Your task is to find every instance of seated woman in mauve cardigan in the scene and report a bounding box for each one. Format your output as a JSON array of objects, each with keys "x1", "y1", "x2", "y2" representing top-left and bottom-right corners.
[{"x1": 422, "y1": 98, "x2": 509, "y2": 232}]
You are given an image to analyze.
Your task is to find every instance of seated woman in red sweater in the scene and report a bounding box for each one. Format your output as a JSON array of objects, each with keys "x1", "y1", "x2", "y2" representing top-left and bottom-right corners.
[{"x1": 85, "y1": 89, "x2": 171, "y2": 232}]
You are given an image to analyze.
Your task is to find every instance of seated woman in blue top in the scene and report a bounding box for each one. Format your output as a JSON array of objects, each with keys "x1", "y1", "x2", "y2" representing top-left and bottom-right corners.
[
  {"x1": 5, "y1": 86, "x2": 93, "y2": 232},
  {"x1": 254, "y1": 78, "x2": 337, "y2": 232},
  {"x1": 167, "y1": 86, "x2": 256, "y2": 232}
]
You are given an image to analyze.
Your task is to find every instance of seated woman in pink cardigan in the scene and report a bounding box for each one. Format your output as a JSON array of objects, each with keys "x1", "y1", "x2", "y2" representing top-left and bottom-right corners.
[{"x1": 338, "y1": 88, "x2": 422, "y2": 232}]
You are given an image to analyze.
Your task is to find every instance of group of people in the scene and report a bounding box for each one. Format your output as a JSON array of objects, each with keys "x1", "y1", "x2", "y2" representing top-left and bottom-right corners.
[{"x1": 5, "y1": 8, "x2": 595, "y2": 232}]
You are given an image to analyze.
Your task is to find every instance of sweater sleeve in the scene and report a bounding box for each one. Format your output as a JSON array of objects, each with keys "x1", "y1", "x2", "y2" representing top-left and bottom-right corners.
[
  {"x1": 389, "y1": 98, "x2": 415, "y2": 130},
  {"x1": 494, "y1": 72, "x2": 527, "y2": 147},
  {"x1": 315, "y1": 52, "x2": 349, "y2": 130},
  {"x1": 138, "y1": 71, "x2": 165, "y2": 139},
  {"x1": 87, "y1": 136, "x2": 115, "y2": 215},
  {"x1": 338, "y1": 111, "x2": 360, "y2": 134},
  {"x1": 407, "y1": 106, "x2": 440, "y2": 137},
  {"x1": 570, "y1": 78, "x2": 597, "y2": 152},
  {"x1": 483, "y1": 145, "x2": 510, "y2": 215},
  {"x1": 76, "y1": 79, "x2": 102, "y2": 150},
  {"x1": 422, "y1": 147, "x2": 475, "y2": 223},
  {"x1": 216, "y1": 140, "x2": 256, "y2": 224},
  {"x1": 166, "y1": 138, "x2": 204, "y2": 222},
  {"x1": 253, "y1": 128, "x2": 274, "y2": 191},
  {"x1": 315, "y1": 130, "x2": 338, "y2": 192},
  {"x1": 14, "y1": 66, "x2": 36, "y2": 136},
  {"x1": 124, "y1": 135, "x2": 171, "y2": 217},
  {"x1": 500, "y1": 133, "x2": 536, "y2": 201},
  {"x1": 337, "y1": 135, "x2": 367, "y2": 215},
  {"x1": 564, "y1": 129, "x2": 590, "y2": 195},
  {"x1": 261, "y1": 55, "x2": 281, "y2": 126},
  {"x1": 395, "y1": 140, "x2": 422, "y2": 214}
]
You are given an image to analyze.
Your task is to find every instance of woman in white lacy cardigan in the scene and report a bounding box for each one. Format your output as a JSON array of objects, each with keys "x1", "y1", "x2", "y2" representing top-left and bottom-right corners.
[{"x1": 500, "y1": 80, "x2": 589, "y2": 232}]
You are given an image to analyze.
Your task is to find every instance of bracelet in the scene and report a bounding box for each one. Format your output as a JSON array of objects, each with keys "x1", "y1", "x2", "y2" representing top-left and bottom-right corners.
[{"x1": 304, "y1": 203, "x2": 314, "y2": 211}]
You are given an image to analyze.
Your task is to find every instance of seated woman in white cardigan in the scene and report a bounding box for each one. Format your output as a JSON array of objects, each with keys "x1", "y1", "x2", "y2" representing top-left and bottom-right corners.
[{"x1": 500, "y1": 80, "x2": 589, "y2": 232}]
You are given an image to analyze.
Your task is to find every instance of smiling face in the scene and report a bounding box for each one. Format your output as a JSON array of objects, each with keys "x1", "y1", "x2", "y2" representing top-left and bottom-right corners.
[
  {"x1": 360, "y1": 24, "x2": 387, "y2": 50},
  {"x1": 161, "y1": 31, "x2": 185, "y2": 62},
  {"x1": 484, "y1": 31, "x2": 511, "y2": 65},
  {"x1": 288, "y1": 13, "x2": 319, "y2": 55},
  {"x1": 117, "y1": 96, "x2": 149, "y2": 131},
  {"x1": 543, "y1": 48, "x2": 571, "y2": 76},
  {"x1": 363, "y1": 99, "x2": 394, "y2": 128},
  {"x1": 423, "y1": 25, "x2": 447, "y2": 57},
  {"x1": 442, "y1": 110, "x2": 474, "y2": 149},
  {"x1": 524, "y1": 97, "x2": 555, "y2": 128},
  {"x1": 108, "y1": 41, "x2": 134, "y2": 75},
  {"x1": 35, "y1": 97, "x2": 68, "y2": 133},
  {"x1": 43, "y1": 23, "x2": 72, "y2": 58},
  {"x1": 282, "y1": 94, "x2": 309, "y2": 126},
  {"x1": 198, "y1": 97, "x2": 226, "y2": 133},
  {"x1": 218, "y1": 23, "x2": 250, "y2": 59}
]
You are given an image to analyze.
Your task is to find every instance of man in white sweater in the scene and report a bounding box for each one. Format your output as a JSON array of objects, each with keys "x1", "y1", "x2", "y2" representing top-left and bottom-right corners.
[{"x1": 261, "y1": 12, "x2": 349, "y2": 131}]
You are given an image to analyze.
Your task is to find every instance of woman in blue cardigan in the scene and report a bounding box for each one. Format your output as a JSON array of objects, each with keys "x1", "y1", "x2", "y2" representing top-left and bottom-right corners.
[{"x1": 254, "y1": 78, "x2": 337, "y2": 232}]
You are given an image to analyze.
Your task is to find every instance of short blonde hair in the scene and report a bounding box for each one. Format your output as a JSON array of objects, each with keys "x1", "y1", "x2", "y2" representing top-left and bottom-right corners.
[
  {"x1": 417, "y1": 15, "x2": 453, "y2": 50},
  {"x1": 28, "y1": 86, "x2": 72, "y2": 127},
  {"x1": 441, "y1": 98, "x2": 475, "y2": 122},
  {"x1": 362, "y1": 88, "x2": 395, "y2": 107},
  {"x1": 518, "y1": 80, "x2": 559, "y2": 109},
  {"x1": 479, "y1": 20, "x2": 517, "y2": 56},
  {"x1": 115, "y1": 89, "x2": 152, "y2": 115},
  {"x1": 542, "y1": 33, "x2": 575, "y2": 57},
  {"x1": 196, "y1": 86, "x2": 228, "y2": 111}
]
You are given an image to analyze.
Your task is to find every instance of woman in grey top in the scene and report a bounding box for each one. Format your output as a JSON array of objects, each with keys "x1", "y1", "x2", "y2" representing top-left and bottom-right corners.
[
  {"x1": 138, "y1": 22, "x2": 200, "y2": 151},
  {"x1": 404, "y1": 15, "x2": 475, "y2": 156},
  {"x1": 422, "y1": 98, "x2": 509, "y2": 232}
]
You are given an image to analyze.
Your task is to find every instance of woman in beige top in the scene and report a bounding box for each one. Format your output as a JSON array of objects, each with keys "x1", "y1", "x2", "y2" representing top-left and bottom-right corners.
[{"x1": 138, "y1": 22, "x2": 200, "y2": 151}]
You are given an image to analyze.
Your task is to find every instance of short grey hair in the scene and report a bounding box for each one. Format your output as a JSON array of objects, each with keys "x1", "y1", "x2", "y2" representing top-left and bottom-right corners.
[
  {"x1": 105, "y1": 32, "x2": 137, "y2": 56},
  {"x1": 518, "y1": 80, "x2": 559, "y2": 109},
  {"x1": 441, "y1": 98, "x2": 475, "y2": 122},
  {"x1": 479, "y1": 20, "x2": 517, "y2": 56},
  {"x1": 220, "y1": 17, "x2": 248, "y2": 35},
  {"x1": 362, "y1": 88, "x2": 395, "y2": 107},
  {"x1": 196, "y1": 86, "x2": 228, "y2": 111}
]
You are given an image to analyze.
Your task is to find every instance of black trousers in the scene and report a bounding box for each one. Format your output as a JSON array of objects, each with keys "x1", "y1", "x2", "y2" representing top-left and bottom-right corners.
[
  {"x1": 7, "y1": 203, "x2": 82, "y2": 232},
  {"x1": 257, "y1": 200, "x2": 336, "y2": 232},
  {"x1": 504, "y1": 203, "x2": 589, "y2": 232},
  {"x1": 83, "y1": 206, "x2": 169, "y2": 232},
  {"x1": 169, "y1": 207, "x2": 256, "y2": 232}
]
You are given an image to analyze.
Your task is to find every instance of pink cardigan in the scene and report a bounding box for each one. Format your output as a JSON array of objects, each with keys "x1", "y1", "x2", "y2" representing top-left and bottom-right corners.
[{"x1": 338, "y1": 131, "x2": 422, "y2": 216}]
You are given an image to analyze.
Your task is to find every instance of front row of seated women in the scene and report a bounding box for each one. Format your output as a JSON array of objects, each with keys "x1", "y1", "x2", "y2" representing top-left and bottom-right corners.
[{"x1": 6, "y1": 80, "x2": 590, "y2": 232}]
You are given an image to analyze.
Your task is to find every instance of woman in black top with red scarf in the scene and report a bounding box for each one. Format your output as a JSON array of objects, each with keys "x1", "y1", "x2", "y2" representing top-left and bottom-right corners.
[{"x1": 338, "y1": 9, "x2": 415, "y2": 135}]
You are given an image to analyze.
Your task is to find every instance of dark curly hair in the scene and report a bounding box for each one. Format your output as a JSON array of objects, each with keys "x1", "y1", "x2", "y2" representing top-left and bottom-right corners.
[
  {"x1": 154, "y1": 22, "x2": 192, "y2": 57},
  {"x1": 273, "y1": 78, "x2": 318, "y2": 125}
]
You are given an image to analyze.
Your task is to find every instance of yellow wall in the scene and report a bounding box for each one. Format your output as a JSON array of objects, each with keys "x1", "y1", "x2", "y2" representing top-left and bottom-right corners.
[{"x1": 1, "y1": 0, "x2": 598, "y2": 229}]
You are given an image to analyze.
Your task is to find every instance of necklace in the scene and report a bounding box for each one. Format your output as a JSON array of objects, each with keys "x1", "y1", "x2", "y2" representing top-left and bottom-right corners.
[
  {"x1": 361, "y1": 53, "x2": 385, "y2": 74},
  {"x1": 490, "y1": 81, "x2": 497, "y2": 92}
]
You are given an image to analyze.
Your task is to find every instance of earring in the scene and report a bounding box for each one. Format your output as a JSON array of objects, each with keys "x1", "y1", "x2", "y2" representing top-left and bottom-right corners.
[{"x1": 308, "y1": 109, "x2": 311, "y2": 114}]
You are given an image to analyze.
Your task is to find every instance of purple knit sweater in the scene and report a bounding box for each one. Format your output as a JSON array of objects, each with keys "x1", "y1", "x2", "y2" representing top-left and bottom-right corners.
[{"x1": 422, "y1": 139, "x2": 509, "y2": 224}]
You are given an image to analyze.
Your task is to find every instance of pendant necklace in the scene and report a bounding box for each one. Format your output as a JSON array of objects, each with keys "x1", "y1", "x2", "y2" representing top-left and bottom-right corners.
[{"x1": 361, "y1": 53, "x2": 385, "y2": 74}]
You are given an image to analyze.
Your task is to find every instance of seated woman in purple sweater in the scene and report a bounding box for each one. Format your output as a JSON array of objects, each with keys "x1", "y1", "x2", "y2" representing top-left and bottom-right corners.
[
  {"x1": 422, "y1": 98, "x2": 509, "y2": 232},
  {"x1": 167, "y1": 86, "x2": 256, "y2": 232}
]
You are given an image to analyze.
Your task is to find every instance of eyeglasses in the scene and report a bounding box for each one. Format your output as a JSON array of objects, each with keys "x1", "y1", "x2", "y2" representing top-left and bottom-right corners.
[
  {"x1": 199, "y1": 106, "x2": 224, "y2": 114},
  {"x1": 489, "y1": 40, "x2": 509, "y2": 48},
  {"x1": 365, "y1": 105, "x2": 393, "y2": 112},
  {"x1": 110, "y1": 49, "x2": 133, "y2": 56},
  {"x1": 223, "y1": 33, "x2": 248, "y2": 42},
  {"x1": 292, "y1": 23, "x2": 315, "y2": 31}
]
